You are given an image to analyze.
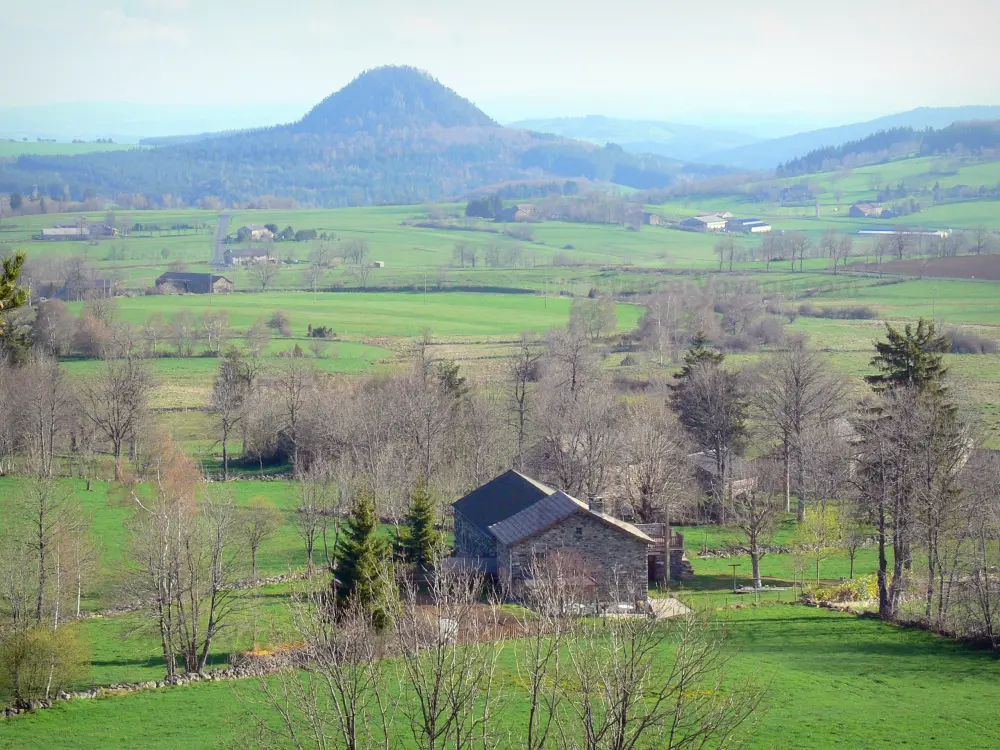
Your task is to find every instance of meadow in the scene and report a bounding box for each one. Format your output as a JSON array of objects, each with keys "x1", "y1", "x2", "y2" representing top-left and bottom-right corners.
[{"x1": 2, "y1": 604, "x2": 999, "y2": 749}]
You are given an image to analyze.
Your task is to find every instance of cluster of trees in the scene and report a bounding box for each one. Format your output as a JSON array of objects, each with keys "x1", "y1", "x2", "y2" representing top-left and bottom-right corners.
[{"x1": 639, "y1": 278, "x2": 792, "y2": 360}]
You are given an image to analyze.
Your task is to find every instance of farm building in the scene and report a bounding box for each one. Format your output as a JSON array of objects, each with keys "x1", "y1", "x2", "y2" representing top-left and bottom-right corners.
[
  {"x1": 688, "y1": 451, "x2": 757, "y2": 501},
  {"x1": 224, "y1": 248, "x2": 271, "y2": 266},
  {"x1": 155, "y1": 272, "x2": 233, "y2": 294},
  {"x1": 727, "y1": 218, "x2": 772, "y2": 233},
  {"x1": 679, "y1": 215, "x2": 727, "y2": 231},
  {"x1": 39, "y1": 227, "x2": 89, "y2": 240},
  {"x1": 452, "y1": 470, "x2": 691, "y2": 601},
  {"x1": 643, "y1": 212, "x2": 665, "y2": 226},
  {"x1": 242, "y1": 224, "x2": 275, "y2": 241},
  {"x1": 372, "y1": 260, "x2": 385, "y2": 268},
  {"x1": 849, "y1": 203, "x2": 893, "y2": 218}
]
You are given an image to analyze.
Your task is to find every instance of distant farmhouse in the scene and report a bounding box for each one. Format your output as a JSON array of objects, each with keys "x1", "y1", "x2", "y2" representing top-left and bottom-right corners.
[
  {"x1": 849, "y1": 203, "x2": 894, "y2": 219},
  {"x1": 224, "y1": 248, "x2": 271, "y2": 266},
  {"x1": 678, "y1": 214, "x2": 728, "y2": 232},
  {"x1": 643, "y1": 212, "x2": 665, "y2": 226},
  {"x1": 452, "y1": 470, "x2": 692, "y2": 601},
  {"x1": 38, "y1": 221, "x2": 118, "y2": 241},
  {"x1": 726, "y1": 217, "x2": 772, "y2": 233},
  {"x1": 155, "y1": 272, "x2": 233, "y2": 294},
  {"x1": 242, "y1": 224, "x2": 275, "y2": 241}
]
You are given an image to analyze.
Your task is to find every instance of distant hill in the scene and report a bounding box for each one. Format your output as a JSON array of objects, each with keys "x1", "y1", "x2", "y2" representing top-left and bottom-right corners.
[
  {"x1": 0, "y1": 67, "x2": 697, "y2": 207},
  {"x1": 509, "y1": 115, "x2": 761, "y2": 162},
  {"x1": 778, "y1": 121, "x2": 1000, "y2": 176},
  {"x1": 701, "y1": 106, "x2": 1000, "y2": 169}
]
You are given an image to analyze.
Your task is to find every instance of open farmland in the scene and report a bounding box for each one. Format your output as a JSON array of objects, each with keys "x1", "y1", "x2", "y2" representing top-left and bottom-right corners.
[
  {"x1": 856, "y1": 253, "x2": 1000, "y2": 280},
  {"x1": 2, "y1": 604, "x2": 999, "y2": 749},
  {"x1": 81, "y1": 291, "x2": 642, "y2": 339}
]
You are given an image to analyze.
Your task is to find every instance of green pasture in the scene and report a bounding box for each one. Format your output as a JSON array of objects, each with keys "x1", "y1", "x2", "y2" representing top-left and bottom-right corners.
[
  {"x1": 71, "y1": 291, "x2": 642, "y2": 339},
  {"x1": 3, "y1": 605, "x2": 999, "y2": 749}
]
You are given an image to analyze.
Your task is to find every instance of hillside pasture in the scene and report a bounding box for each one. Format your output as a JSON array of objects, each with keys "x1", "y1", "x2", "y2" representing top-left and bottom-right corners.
[
  {"x1": 79, "y1": 291, "x2": 643, "y2": 339},
  {"x1": 2, "y1": 606, "x2": 999, "y2": 749}
]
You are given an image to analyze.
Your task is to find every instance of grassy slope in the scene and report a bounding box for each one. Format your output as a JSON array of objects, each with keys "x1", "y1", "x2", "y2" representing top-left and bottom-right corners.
[{"x1": 3, "y1": 606, "x2": 999, "y2": 749}]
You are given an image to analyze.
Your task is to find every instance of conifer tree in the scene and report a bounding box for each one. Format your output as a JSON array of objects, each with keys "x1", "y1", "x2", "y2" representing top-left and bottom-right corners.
[
  {"x1": 0, "y1": 251, "x2": 27, "y2": 335},
  {"x1": 867, "y1": 318, "x2": 950, "y2": 397},
  {"x1": 333, "y1": 484, "x2": 390, "y2": 622},
  {"x1": 401, "y1": 477, "x2": 442, "y2": 570},
  {"x1": 672, "y1": 331, "x2": 724, "y2": 385}
]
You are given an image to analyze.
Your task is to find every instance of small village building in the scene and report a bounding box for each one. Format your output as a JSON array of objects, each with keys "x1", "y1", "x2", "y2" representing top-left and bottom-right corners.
[
  {"x1": 372, "y1": 260, "x2": 385, "y2": 268},
  {"x1": 643, "y1": 212, "x2": 665, "y2": 226},
  {"x1": 727, "y1": 218, "x2": 772, "y2": 233},
  {"x1": 849, "y1": 203, "x2": 893, "y2": 219},
  {"x1": 40, "y1": 227, "x2": 89, "y2": 240},
  {"x1": 243, "y1": 224, "x2": 275, "y2": 241},
  {"x1": 155, "y1": 272, "x2": 234, "y2": 294},
  {"x1": 224, "y1": 248, "x2": 271, "y2": 266},
  {"x1": 678, "y1": 215, "x2": 728, "y2": 231},
  {"x1": 453, "y1": 470, "x2": 692, "y2": 602}
]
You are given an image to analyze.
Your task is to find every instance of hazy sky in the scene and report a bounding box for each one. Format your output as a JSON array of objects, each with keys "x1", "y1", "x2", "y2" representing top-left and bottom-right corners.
[{"x1": 5, "y1": 0, "x2": 999, "y2": 121}]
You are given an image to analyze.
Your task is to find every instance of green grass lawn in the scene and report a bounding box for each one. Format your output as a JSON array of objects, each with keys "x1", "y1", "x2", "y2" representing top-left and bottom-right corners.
[{"x1": 3, "y1": 605, "x2": 999, "y2": 749}]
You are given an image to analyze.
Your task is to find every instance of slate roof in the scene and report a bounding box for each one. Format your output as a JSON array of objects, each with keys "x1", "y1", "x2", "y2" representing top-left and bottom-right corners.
[
  {"x1": 488, "y1": 490, "x2": 654, "y2": 547},
  {"x1": 453, "y1": 470, "x2": 555, "y2": 536},
  {"x1": 156, "y1": 272, "x2": 231, "y2": 294}
]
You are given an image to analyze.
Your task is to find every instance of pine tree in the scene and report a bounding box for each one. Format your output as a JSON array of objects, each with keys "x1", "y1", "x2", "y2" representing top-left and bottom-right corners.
[
  {"x1": 866, "y1": 318, "x2": 950, "y2": 397},
  {"x1": 672, "y1": 331, "x2": 724, "y2": 385},
  {"x1": 0, "y1": 251, "x2": 28, "y2": 335},
  {"x1": 333, "y1": 484, "x2": 390, "y2": 622},
  {"x1": 401, "y1": 477, "x2": 442, "y2": 570}
]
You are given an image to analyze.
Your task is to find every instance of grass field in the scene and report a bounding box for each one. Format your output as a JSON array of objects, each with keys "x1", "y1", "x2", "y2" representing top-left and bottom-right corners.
[
  {"x1": 2, "y1": 605, "x2": 999, "y2": 749},
  {"x1": 73, "y1": 291, "x2": 642, "y2": 339}
]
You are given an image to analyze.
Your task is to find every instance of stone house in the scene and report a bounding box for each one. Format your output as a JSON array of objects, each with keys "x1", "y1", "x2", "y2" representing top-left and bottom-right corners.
[
  {"x1": 155, "y1": 272, "x2": 234, "y2": 294},
  {"x1": 453, "y1": 470, "x2": 691, "y2": 601}
]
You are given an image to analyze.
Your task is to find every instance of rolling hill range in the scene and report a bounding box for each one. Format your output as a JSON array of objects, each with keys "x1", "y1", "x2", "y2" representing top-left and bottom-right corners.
[
  {"x1": 0, "y1": 67, "x2": 703, "y2": 208},
  {"x1": 508, "y1": 115, "x2": 762, "y2": 161},
  {"x1": 700, "y1": 106, "x2": 1000, "y2": 168}
]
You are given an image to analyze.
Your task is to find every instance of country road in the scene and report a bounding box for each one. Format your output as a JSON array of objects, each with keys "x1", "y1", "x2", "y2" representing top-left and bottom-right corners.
[{"x1": 212, "y1": 211, "x2": 231, "y2": 266}]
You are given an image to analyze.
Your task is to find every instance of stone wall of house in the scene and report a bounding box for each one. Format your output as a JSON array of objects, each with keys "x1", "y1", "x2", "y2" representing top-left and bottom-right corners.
[
  {"x1": 454, "y1": 510, "x2": 497, "y2": 558},
  {"x1": 504, "y1": 512, "x2": 648, "y2": 600}
]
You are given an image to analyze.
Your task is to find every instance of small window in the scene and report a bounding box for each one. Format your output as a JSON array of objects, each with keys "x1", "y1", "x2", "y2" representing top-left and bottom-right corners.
[{"x1": 575, "y1": 527, "x2": 583, "y2": 537}]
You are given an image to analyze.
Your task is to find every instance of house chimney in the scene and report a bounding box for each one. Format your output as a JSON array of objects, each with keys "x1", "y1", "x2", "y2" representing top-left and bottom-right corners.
[{"x1": 588, "y1": 495, "x2": 604, "y2": 514}]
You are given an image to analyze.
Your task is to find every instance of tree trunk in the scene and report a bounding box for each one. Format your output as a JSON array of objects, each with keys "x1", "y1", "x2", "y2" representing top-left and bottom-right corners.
[{"x1": 751, "y1": 552, "x2": 761, "y2": 590}]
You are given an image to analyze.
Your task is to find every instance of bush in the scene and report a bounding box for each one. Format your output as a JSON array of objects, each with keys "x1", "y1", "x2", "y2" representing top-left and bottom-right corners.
[
  {"x1": 805, "y1": 574, "x2": 880, "y2": 603},
  {"x1": 267, "y1": 310, "x2": 293, "y2": 337},
  {"x1": 619, "y1": 354, "x2": 638, "y2": 367},
  {"x1": 746, "y1": 315, "x2": 787, "y2": 346},
  {"x1": 946, "y1": 328, "x2": 999, "y2": 354},
  {"x1": 797, "y1": 303, "x2": 877, "y2": 320},
  {"x1": 0, "y1": 626, "x2": 88, "y2": 707}
]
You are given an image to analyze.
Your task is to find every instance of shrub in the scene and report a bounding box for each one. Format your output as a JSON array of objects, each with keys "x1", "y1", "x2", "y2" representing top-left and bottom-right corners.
[
  {"x1": 0, "y1": 626, "x2": 87, "y2": 707},
  {"x1": 267, "y1": 310, "x2": 293, "y2": 337},
  {"x1": 619, "y1": 354, "x2": 638, "y2": 367},
  {"x1": 796, "y1": 304, "x2": 877, "y2": 320},
  {"x1": 805, "y1": 574, "x2": 880, "y2": 603},
  {"x1": 946, "y1": 328, "x2": 999, "y2": 354}
]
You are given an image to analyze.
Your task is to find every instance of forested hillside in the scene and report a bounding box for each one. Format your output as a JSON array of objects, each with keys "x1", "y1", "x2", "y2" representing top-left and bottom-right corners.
[
  {"x1": 0, "y1": 67, "x2": 691, "y2": 208},
  {"x1": 777, "y1": 120, "x2": 1000, "y2": 176}
]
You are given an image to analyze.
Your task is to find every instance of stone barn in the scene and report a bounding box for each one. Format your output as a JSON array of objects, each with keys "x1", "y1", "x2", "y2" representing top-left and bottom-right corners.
[{"x1": 453, "y1": 470, "x2": 692, "y2": 601}]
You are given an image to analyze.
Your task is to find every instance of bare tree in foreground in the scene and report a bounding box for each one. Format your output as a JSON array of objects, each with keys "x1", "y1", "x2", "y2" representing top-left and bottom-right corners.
[
  {"x1": 564, "y1": 600, "x2": 764, "y2": 749},
  {"x1": 77, "y1": 353, "x2": 152, "y2": 480}
]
